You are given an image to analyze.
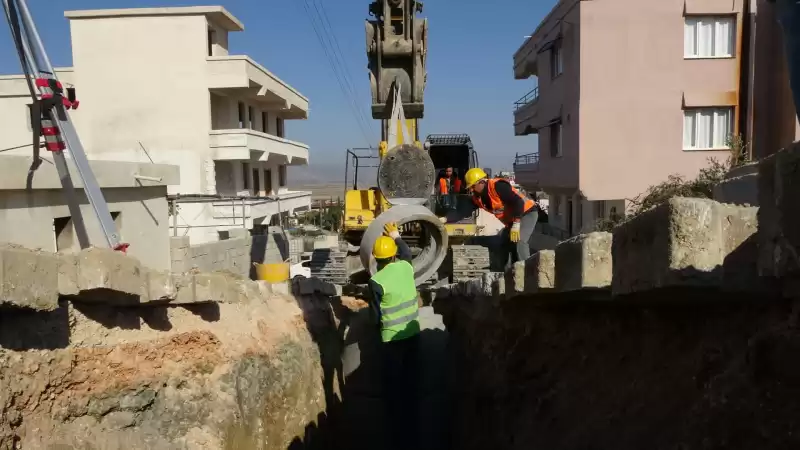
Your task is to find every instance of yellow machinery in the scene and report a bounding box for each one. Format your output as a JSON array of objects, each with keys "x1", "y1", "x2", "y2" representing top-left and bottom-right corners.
[{"x1": 312, "y1": 0, "x2": 492, "y2": 287}]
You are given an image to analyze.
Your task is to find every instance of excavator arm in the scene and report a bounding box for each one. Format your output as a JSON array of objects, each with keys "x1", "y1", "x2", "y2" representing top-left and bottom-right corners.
[{"x1": 365, "y1": 0, "x2": 427, "y2": 121}]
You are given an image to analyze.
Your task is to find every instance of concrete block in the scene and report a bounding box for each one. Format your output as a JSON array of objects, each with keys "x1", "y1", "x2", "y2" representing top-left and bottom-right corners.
[
  {"x1": 260, "y1": 280, "x2": 290, "y2": 296},
  {"x1": 504, "y1": 261, "x2": 526, "y2": 298},
  {"x1": 0, "y1": 244, "x2": 60, "y2": 311},
  {"x1": 758, "y1": 143, "x2": 800, "y2": 279},
  {"x1": 72, "y1": 248, "x2": 146, "y2": 304},
  {"x1": 146, "y1": 270, "x2": 176, "y2": 302},
  {"x1": 713, "y1": 162, "x2": 759, "y2": 206},
  {"x1": 525, "y1": 250, "x2": 555, "y2": 293},
  {"x1": 193, "y1": 273, "x2": 231, "y2": 303},
  {"x1": 555, "y1": 232, "x2": 612, "y2": 292},
  {"x1": 612, "y1": 197, "x2": 760, "y2": 296},
  {"x1": 173, "y1": 273, "x2": 195, "y2": 304},
  {"x1": 58, "y1": 252, "x2": 79, "y2": 296}
]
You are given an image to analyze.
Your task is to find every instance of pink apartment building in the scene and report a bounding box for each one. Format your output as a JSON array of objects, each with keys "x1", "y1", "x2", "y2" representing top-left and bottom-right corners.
[{"x1": 512, "y1": 0, "x2": 799, "y2": 236}]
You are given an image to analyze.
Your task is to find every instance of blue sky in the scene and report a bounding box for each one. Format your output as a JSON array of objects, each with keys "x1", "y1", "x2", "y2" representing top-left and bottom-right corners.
[{"x1": 0, "y1": 0, "x2": 551, "y2": 176}]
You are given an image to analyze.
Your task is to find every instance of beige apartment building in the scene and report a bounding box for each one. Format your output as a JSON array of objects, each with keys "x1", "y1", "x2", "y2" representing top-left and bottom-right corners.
[
  {"x1": 0, "y1": 6, "x2": 311, "y2": 245},
  {"x1": 512, "y1": 0, "x2": 800, "y2": 235}
]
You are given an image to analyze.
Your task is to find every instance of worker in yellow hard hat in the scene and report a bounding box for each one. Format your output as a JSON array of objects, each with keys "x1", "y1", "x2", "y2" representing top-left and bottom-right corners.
[
  {"x1": 464, "y1": 167, "x2": 539, "y2": 265},
  {"x1": 367, "y1": 221, "x2": 420, "y2": 450}
]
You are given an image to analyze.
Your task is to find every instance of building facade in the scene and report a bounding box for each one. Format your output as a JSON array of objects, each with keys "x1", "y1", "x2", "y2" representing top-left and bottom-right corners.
[
  {"x1": 0, "y1": 6, "x2": 311, "y2": 245},
  {"x1": 0, "y1": 155, "x2": 179, "y2": 271},
  {"x1": 512, "y1": 0, "x2": 799, "y2": 235}
]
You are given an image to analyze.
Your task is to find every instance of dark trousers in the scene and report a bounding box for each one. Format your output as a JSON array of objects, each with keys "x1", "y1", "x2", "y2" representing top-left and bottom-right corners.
[
  {"x1": 777, "y1": 0, "x2": 800, "y2": 124},
  {"x1": 382, "y1": 334, "x2": 420, "y2": 449}
]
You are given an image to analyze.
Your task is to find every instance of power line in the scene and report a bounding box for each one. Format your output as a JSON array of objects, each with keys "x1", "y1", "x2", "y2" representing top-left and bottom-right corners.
[
  {"x1": 311, "y1": 0, "x2": 375, "y2": 137},
  {"x1": 299, "y1": 0, "x2": 375, "y2": 147}
]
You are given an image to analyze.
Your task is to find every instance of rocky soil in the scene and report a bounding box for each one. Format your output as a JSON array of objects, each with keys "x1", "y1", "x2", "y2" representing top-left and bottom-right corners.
[
  {"x1": 438, "y1": 290, "x2": 800, "y2": 450},
  {"x1": 0, "y1": 289, "x2": 346, "y2": 450}
]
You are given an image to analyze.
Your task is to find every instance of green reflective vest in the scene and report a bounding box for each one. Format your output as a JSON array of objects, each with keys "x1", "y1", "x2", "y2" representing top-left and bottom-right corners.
[{"x1": 370, "y1": 260, "x2": 420, "y2": 342}]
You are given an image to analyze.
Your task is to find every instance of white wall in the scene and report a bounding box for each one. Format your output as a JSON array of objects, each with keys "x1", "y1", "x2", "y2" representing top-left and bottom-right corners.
[
  {"x1": 68, "y1": 14, "x2": 212, "y2": 198},
  {"x1": 0, "y1": 186, "x2": 172, "y2": 270}
]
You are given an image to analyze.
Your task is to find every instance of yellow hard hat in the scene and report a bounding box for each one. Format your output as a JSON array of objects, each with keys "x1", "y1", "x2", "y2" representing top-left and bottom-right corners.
[
  {"x1": 464, "y1": 168, "x2": 488, "y2": 188},
  {"x1": 373, "y1": 236, "x2": 398, "y2": 259}
]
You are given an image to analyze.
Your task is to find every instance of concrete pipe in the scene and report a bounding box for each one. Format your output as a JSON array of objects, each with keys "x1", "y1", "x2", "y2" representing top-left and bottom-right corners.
[{"x1": 359, "y1": 204, "x2": 449, "y2": 286}]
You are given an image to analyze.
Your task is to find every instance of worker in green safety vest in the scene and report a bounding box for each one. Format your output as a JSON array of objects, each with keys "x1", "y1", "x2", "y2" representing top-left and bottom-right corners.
[{"x1": 367, "y1": 221, "x2": 420, "y2": 449}]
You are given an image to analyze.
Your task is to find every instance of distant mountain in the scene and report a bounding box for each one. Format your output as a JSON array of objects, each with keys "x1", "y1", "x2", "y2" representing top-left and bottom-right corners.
[{"x1": 288, "y1": 163, "x2": 343, "y2": 185}]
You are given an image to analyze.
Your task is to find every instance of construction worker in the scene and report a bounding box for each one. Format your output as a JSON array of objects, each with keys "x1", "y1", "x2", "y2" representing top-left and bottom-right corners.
[
  {"x1": 464, "y1": 167, "x2": 539, "y2": 263},
  {"x1": 438, "y1": 166, "x2": 462, "y2": 210},
  {"x1": 367, "y1": 222, "x2": 420, "y2": 449}
]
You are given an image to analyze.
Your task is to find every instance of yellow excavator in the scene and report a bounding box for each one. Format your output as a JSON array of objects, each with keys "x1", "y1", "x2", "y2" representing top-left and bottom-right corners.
[{"x1": 311, "y1": 0, "x2": 493, "y2": 287}]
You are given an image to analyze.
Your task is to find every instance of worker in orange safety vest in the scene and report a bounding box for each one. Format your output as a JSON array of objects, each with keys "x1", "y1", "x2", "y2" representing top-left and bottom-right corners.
[
  {"x1": 464, "y1": 168, "x2": 538, "y2": 263},
  {"x1": 438, "y1": 166, "x2": 461, "y2": 211}
]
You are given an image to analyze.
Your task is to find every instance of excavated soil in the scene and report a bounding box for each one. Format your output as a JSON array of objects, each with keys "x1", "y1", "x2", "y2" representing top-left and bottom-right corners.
[
  {"x1": 0, "y1": 291, "x2": 338, "y2": 450},
  {"x1": 439, "y1": 291, "x2": 800, "y2": 450}
]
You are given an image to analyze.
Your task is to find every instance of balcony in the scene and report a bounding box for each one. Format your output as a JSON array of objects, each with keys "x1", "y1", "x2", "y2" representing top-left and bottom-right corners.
[
  {"x1": 207, "y1": 55, "x2": 308, "y2": 119},
  {"x1": 513, "y1": 152, "x2": 540, "y2": 191},
  {"x1": 211, "y1": 191, "x2": 312, "y2": 222},
  {"x1": 209, "y1": 129, "x2": 309, "y2": 165},
  {"x1": 513, "y1": 88, "x2": 540, "y2": 136}
]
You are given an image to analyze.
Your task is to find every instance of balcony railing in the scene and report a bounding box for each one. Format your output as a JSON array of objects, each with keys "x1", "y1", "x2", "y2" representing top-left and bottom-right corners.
[
  {"x1": 514, "y1": 87, "x2": 539, "y2": 111},
  {"x1": 514, "y1": 152, "x2": 539, "y2": 166}
]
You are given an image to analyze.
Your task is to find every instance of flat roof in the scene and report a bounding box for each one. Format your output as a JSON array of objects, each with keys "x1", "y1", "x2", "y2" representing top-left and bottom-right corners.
[{"x1": 65, "y1": 6, "x2": 244, "y2": 32}]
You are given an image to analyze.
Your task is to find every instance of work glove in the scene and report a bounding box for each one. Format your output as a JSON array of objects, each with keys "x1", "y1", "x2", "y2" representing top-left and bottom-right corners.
[
  {"x1": 439, "y1": 216, "x2": 448, "y2": 224},
  {"x1": 510, "y1": 221, "x2": 521, "y2": 243},
  {"x1": 384, "y1": 222, "x2": 401, "y2": 239}
]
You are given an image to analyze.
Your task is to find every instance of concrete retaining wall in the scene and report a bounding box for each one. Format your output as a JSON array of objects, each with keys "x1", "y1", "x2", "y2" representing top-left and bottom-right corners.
[{"x1": 169, "y1": 229, "x2": 289, "y2": 278}]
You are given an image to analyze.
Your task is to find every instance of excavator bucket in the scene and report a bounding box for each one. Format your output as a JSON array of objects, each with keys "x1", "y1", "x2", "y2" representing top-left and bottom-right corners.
[{"x1": 366, "y1": 0, "x2": 427, "y2": 119}]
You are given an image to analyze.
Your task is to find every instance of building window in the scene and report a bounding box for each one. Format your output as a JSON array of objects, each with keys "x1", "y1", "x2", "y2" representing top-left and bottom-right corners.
[
  {"x1": 684, "y1": 16, "x2": 735, "y2": 59},
  {"x1": 54, "y1": 216, "x2": 74, "y2": 252},
  {"x1": 238, "y1": 102, "x2": 245, "y2": 129},
  {"x1": 279, "y1": 165, "x2": 287, "y2": 187},
  {"x1": 276, "y1": 117, "x2": 285, "y2": 138},
  {"x1": 248, "y1": 106, "x2": 255, "y2": 130},
  {"x1": 683, "y1": 107, "x2": 733, "y2": 150},
  {"x1": 262, "y1": 111, "x2": 268, "y2": 133},
  {"x1": 549, "y1": 122, "x2": 562, "y2": 157},
  {"x1": 551, "y1": 40, "x2": 564, "y2": 78},
  {"x1": 242, "y1": 162, "x2": 250, "y2": 190},
  {"x1": 265, "y1": 169, "x2": 273, "y2": 194},
  {"x1": 595, "y1": 200, "x2": 606, "y2": 220},
  {"x1": 252, "y1": 168, "x2": 261, "y2": 195}
]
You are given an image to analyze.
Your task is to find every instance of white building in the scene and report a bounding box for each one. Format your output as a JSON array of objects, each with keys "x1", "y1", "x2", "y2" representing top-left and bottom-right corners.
[{"x1": 0, "y1": 6, "x2": 311, "y2": 244}]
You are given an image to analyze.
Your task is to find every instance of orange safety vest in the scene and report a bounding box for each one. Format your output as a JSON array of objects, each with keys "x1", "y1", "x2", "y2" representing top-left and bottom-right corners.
[
  {"x1": 439, "y1": 177, "x2": 462, "y2": 194},
  {"x1": 472, "y1": 178, "x2": 536, "y2": 225}
]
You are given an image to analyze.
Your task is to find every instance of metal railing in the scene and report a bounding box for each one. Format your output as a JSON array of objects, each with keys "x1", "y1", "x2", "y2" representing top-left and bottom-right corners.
[
  {"x1": 514, "y1": 152, "x2": 539, "y2": 166},
  {"x1": 514, "y1": 87, "x2": 539, "y2": 111},
  {"x1": 167, "y1": 192, "x2": 310, "y2": 236}
]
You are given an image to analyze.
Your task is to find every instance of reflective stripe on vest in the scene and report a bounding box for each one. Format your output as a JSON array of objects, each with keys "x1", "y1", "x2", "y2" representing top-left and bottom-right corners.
[
  {"x1": 370, "y1": 260, "x2": 420, "y2": 342},
  {"x1": 472, "y1": 178, "x2": 535, "y2": 225}
]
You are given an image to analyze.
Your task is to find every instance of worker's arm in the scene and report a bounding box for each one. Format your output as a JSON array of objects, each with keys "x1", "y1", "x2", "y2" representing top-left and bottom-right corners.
[
  {"x1": 395, "y1": 237, "x2": 412, "y2": 263},
  {"x1": 385, "y1": 222, "x2": 412, "y2": 263},
  {"x1": 494, "y1": 180, "x2": 526, "y2": 221},
  {"x1": 367, "y1": 279, "x2": 383, "y2": 324}
]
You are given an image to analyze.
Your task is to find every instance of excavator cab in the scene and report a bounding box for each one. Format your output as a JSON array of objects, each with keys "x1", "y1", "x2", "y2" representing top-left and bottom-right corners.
[{"x1": 424, "y1": 134, "x2": 482, "y2": 239}]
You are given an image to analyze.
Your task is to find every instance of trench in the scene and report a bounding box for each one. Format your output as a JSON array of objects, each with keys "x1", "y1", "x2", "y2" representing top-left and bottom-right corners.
[{"x1": 295, "y1": 297, "x2": 456, "y2": 450}]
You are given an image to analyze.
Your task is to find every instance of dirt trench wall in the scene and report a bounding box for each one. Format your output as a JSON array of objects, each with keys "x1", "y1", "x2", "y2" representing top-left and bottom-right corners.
[
  {"x1": 434, "y1": 143, "x2": 800, "y2": 450},
  {"x1": 0, "y1": 244, "x2": 345, "y2": 450}
]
